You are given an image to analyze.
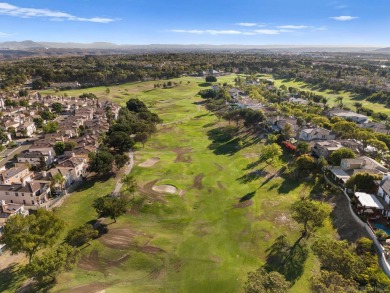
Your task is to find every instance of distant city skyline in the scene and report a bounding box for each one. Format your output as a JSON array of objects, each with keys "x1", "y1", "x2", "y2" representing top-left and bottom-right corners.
[{"x1": 0, "y1": 0, "x2": 389, "y2": 46}]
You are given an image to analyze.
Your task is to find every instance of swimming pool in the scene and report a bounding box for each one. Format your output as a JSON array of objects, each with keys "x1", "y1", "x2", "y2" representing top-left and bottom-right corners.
[{"x1": 373, "y1": 223, "x2": 390, "y2": 235}]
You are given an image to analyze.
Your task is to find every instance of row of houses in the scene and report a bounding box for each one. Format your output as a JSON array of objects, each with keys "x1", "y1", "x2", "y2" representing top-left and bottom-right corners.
[{"x1": 0, "y1": 92, "x2": 121, "y2": 236}]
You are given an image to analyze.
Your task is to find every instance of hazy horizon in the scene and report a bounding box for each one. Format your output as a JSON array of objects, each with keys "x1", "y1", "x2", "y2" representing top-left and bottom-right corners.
[{"x1": 0, "y1": 1, "x2": 389, "y2": 46}]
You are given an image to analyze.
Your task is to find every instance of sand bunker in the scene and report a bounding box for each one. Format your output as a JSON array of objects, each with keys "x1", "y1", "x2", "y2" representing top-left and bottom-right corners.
[
  {"x1": 152, "y1": 184, "x2": 178, "y2": 194},
  {"x1": 139, "y1": 157, "x2": 160, "y2": 167}
]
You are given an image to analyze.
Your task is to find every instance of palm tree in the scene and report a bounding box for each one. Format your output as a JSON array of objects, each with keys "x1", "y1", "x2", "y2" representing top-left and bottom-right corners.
[
  {"x1": 353, "y1": 102, "x2": 362, "y2": 112},
  {"x1": 51, "y1": 173, "x2": 66, "y2": 196},
  {"x1": 334, "y1": 96, "x2": 343, "y2": 108}
]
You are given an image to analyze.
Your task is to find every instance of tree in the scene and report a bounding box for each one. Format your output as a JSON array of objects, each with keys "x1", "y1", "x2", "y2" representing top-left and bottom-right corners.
[
  {"x1": 105, "y1": 87, "x2": 110, "y2": 95},
  {"x1": 93, "y1": 195, "x2": 130, "y2": 223},
  {"x1": 33, "y1": 117, "x2": 44, "y2": 128},
  {"x1": 290, "y1": 199, "x2": 331, "y2": 235},
  {"x1": 25, "y1": 244, "x2": 79, "y2": 282},
  {"x1": 54, "y1": 142, "x2": 65, "y2": 156},
  {"x1": 245, "y1": 267, "x2": 291, "y2": 293},
  {"x1": 51, "y1": 173, "x2": 66, "y2": 195},
  {"x1": 345, "y1": 173, "x2": 381, "y2": 193},
  {"x1": 334, "y1": 96, "x2": 343, "y2": 108},
  {"x1": 329, "y1": 147, "x2": 356, "y2": 165},
  {"x1": 296, "y1": 141, "x2": 310, "y2": 155},
  {"x1": 294, "y1": 155, "x2": 316, "y2": 177},
  {"x1": 87, "y1": 151, "x2": 114, "y2": 175},
  {"x1": 40, "y1": 110, "x2": 56, "y2": 121},
  {"x1": 205, "y1": 75, "x2": 217, "y2": 82},
  {"x1": 51, "y1": 102, "x2": 63, "y2": 114},
  {"x1": 126, "y1": 98, "x2": 148, "y2": 113},
  {"x1": 134, "y1": 132, "x2": 149, "y2": 147},
  {"x1": 64, "y1": 141, "x2": 77, "y2": 151},
  {"x1": 310, "y1": 270, "x2": 359, "y2": 293},
  {"x1": 332, "y1": 121, "x2": 356, "y2": 138},
  {"x1": 282, "y1": 123, "x2": 293, "y2": 139},
  {"x1": 353, "y1": 102, "x2": 363, "y2": 112},
  {"x1": 108, "y1": 131, "x2": 135, "y2": 153},
  {"x1": 65, "y1": 224, "x2": 98, "y2": 247},
  {"x1": 312, "y1": 238, "x2": 365, "y2": 280},
  {"x1": 42, "y1": 121, "x2": 58, "y2": 133},
  {"x1": 114, "y1": 154, "x2": 130, "y2": 169},
  {"x1": 121, "y1": 174, "x2": 137, "y2": 197},
  {"x1": 1, "y1": 209, "x2": 64, "y2": 263},
  {"x1": 243, "y1": 109, "x2": 265, "y2": 132},
  {"x1": 367, "y1": 138, "x2": 389, "y2": 152},
  {"x1": 260, "y1": 143, "x2": 282, "y2": 167}
]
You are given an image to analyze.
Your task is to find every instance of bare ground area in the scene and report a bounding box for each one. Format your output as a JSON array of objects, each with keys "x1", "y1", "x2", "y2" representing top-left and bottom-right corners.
[
  {"x1": 217, "y1": 181, "x2": 225, "y2": 189},
  {"x1": 139, "y1": 246, "x2": 165, "y2": 254},
  {"x1": 99, "y1": 228, "x2": 141, "y2": 249},
  {"x1": 65, "y1": 282, "x2": 110, "y2": 293},
  {"x1": 234, "y1": 200, "x2": 253, "y2": 208},
  {"x1": 139, "y1": 157, "x2": 160, "y2": 167},
  {"x1": 172, "y1": 147, "x2": 193, "y2": 163},
  {"x1": 78, "y1": 250, "x2": 130, "y2": 273},
  {"x1": 193, "y1": 174, "x2": 204, "y2": 189},
  {"x1": 152, "y1": 184, "x2": 178, "y2": 194},
  {"x1": 328, "y1": 192, "x2": 369, "y2": 242},
  {"x1": 138, "y1": 180, "x2": 166, "y2": 203},
  {"x1": 0, "y1": 252, "x2": 25, "y2": 271}
]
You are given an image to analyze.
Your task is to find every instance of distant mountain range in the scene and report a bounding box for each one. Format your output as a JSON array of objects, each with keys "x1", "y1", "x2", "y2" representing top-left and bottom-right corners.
[
  {"x1": 0, "y1": 40, "x2": 384, "y2": 52},
  {"x1": 0, "y1": 41, "x2": 387, "y2": 60}
]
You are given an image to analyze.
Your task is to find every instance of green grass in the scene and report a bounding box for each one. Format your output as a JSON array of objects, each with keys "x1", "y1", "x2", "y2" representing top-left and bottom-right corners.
[
  {"x1": 6, "y1": 75, "x2": 336, "y2": 292},
  {"x1": 259, "y1": 75, "x2": 390, "y2": 114}
]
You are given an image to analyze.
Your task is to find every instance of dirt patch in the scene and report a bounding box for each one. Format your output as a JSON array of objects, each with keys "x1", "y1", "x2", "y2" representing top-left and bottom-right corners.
[
  {"x1": 152, "y1": 184, "x2": 178, "y2": 194},
  {"x1": 179, "y1": 190, "x2": 186, "y2": 197},
  {"x1": 138, "y1": 180, "x2": 167, "y2": 203},
  {"x1": 139, "y1": 157, "x2": 160, "y2": 167},
  {"x1": 193, "y1": 174, "x2": 204, "y2": 189},
  {"x1": 66, "y1": 282, "x2": 110, "y2": 293},
  {"x1": 275, "y1": 213, "x2": 290, "y2": 225},
  {"x1": 243, "y1": 153, "x2": 259, "y2": 158},
  {"x1": 79, "y1": 250, "x2": 130, "y2": 273},
  {"x1": 78, "y1": 250, "x2": 101, "y2": 272},
  {"x1": 217, "y1": 181, "x2": 224, "y2": 189},
  {"x1": 148, "y1": 267, "x2": 166, "y2": 280},
  {"x1": 140, "y1": 246, "x2": 165, "y2": 254},
  {"x1": 99, "y1": 228, "x2": 141, "y2": 249},
  {"x1": 234, "y1": 200, "x2": 253, "y2": 208},
  {"x1": 214, "y1": 163, "x2": 224, "y2": 171},
  {"x1": 173, "y1": 147, "x2": 192, "y2": 163}
]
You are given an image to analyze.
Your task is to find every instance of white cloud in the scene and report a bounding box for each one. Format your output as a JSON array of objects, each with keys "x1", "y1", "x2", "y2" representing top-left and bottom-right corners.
[
  {"x1": 253, "y1": 29, "x2": 280, "y2": 35},
  {"x1": 0, "y1": 32, "x2": 10, "y2": 37},
  {"x1": 236, "y1": 22, "x2": 257, "y2": 27},
  {"x1": 169, "y1": 29, "x2": 241, "y2": 35},
  {"x1": 330, "y1": 15, "x2": 358, "y2": 21},
  {"x1": 0, "y1": 2, "x2": 115, "y2": 23},
  {"x1": 277, "y1": 25, "x2": 308, "y2": 29}
]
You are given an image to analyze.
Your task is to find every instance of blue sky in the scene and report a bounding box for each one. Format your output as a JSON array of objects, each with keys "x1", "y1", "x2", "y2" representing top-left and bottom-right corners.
[{"x1": 0, "y1": 0, "x2": 388, "y2": 45}]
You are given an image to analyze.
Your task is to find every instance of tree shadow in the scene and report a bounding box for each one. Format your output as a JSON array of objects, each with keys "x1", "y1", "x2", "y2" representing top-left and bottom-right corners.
[
  {"x1": 264, "y1": 235, "x2": 308, "y2": 283},
  {"x1": 237, "y1": 169, "x2": 268, "y2": 183},
  {"x1": 0, "y1": 264, "x2": 25, "y2": 292},
  {"x1": 239, "y1": 191, "x2": 256, "y2": 202},
  {"x1": 207, "y1": 127, "x2": 242, "y2": 156},
  {"x1": 18, "y1": 278, "x2": 56, "y2": 293},
  {"x1": 198, "y1": 82, "x2": 212, "y2": 87},
  {"x1": 76, "y1": 175, "x2": 112, "y2": 192},
  {"x1": 202, "y1": 122, "x2": 217, "y2": 128},
  {"x1": 245, "y1": 159, "x2": 262, "y2": 170}
]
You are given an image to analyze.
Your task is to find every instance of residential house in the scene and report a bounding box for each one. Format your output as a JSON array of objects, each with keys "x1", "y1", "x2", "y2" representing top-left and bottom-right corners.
[
  {"x1": 299, "y1": 127, "x2": 336, "y2": 141},
  {"x1": 0, "y1": 181, "x2": 50, "y2": 206},
  {"x1": 17, "y1": 151, "x2": 52, "y2": 167},
  {"x1": 329, "y1": 110, "x2": 368, "y2": 124},
  {"x1": 312, "y1": 140, "x2": 343, "y2": 158},
  {"x1": 330, "y1": 156, "x2": 389, "y2": 186},
  {"x1": 16, "y1": 121, "x2": 36, "y2": 137},
  {"x1": 0, "y1": 164, "x2": 32, "y2": 185},
  {"x1": 0, "y1": 200, "x2": 28, "y2": 218}
]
